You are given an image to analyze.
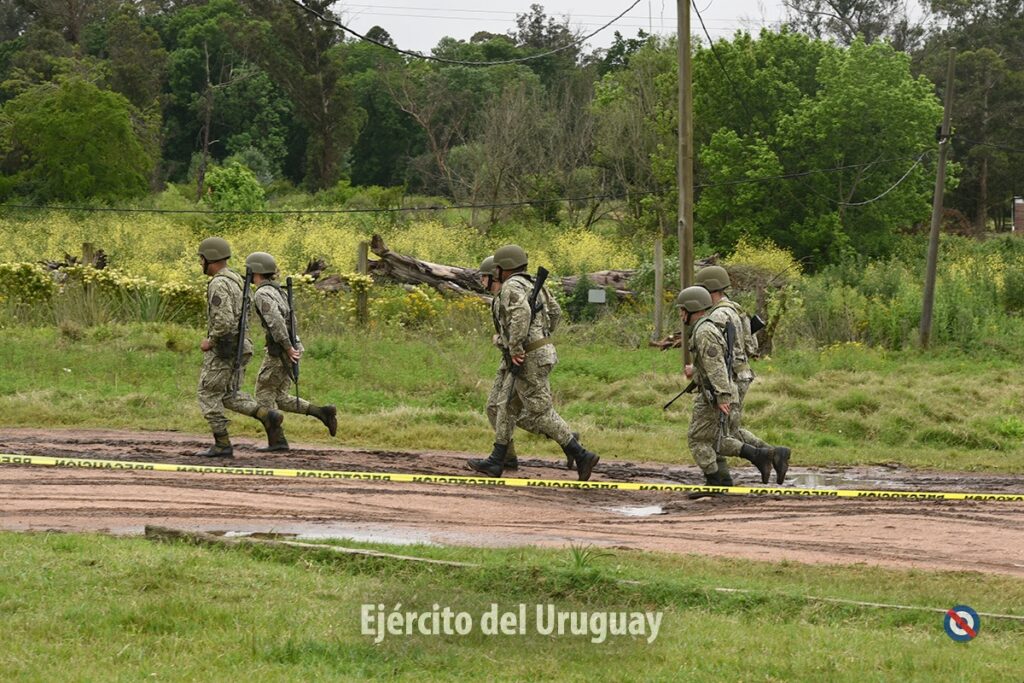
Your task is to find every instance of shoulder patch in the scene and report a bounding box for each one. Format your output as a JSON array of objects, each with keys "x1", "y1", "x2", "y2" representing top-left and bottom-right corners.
[
  {"x1": 705, "y1": 344, "x2": 719, "y2": 359},
  {"x1": 210, "y1": 294, "x2": 222, "y2": 307},
  {"x1": 261, "y1": 301, "x2": 272, "y2": 314}
]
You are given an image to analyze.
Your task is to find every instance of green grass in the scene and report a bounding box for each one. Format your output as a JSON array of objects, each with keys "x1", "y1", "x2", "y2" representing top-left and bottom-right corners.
[
  {"x1": 1, "y1": 532, "x2": 1021, "y2": 681},
  {"x1": 2, "y1": 324, "x2": 1024, "y2": 472}
]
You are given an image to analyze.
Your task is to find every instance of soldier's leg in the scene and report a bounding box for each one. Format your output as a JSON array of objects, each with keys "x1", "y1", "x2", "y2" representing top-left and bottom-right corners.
[
  {"x1": 468, "y1": 371, "x2": 516, "y2": 477},
  {"x1": 485, "y1": 367, "x2": 518, "y2": 469},
  {"x1": 218, "y1": 354, "x2": 287, "y2": 452},
  {"x1": 735, "y1": 379, "x2": 768, "y2": 447},
  {"x1": 515, "y1": 361, "x2": 598, "y2": 481},
  {"x1": 260, "y1": 355, "x2": 337, "y2": 437},
  {"x1": 196, "y1": 355, "x2": 233, "y2": 457},
  {"x1": 688, "y1": 393, "x2": 730, "y2": 485},
  {"x1": 735, "y1": 379, "x2": 789, "y2": 484}
]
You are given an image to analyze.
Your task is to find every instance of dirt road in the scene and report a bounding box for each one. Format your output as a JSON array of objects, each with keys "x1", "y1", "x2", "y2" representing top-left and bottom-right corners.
[{"x1": 2, "y1": 428, "x2": 1023, "y2": 576}]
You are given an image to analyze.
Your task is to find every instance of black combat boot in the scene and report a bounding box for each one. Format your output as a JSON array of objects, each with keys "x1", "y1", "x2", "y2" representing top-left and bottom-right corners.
[
  {"x1": 256, "y1": 408, "x2": 289, "y2": 452},
  {"x1": 468, "y1": 443, "x2": 508, "y2": 478},
  {"x1": 308, "y1": 404, "x2": 338, "y2": 437},
  {"x1": 562, "y1": 437, "x2": 599, "y2": 482},
  {"x1": 739, "y1": 444, "x2": 773, "y2": 485},
  {"x1": 771, "y1": 446, "x2": 791, "y2": 485},
  {"x1": 564, "y1": 431, "x2": 579, "y2": 470},
  {"x1": 504, "y1": 439, "x2": 518, "y2": 470},
  {"x1": 196, "y1": 431, "x2": 233, "y2": 458},
  {"x1": 704, "y1": 468, "x2": 734, "y2": 486}
]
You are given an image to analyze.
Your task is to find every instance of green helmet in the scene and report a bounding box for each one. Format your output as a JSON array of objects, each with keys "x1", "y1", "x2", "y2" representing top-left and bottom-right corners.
[
  {"x1": 695, "y1": 265, "x2": 730, "y2": 292},
  {"x1": 478, "y1": 255, "x2": 496, "y2": 276},
  {"x1": 493, "y1": 244, "x2": 528, "y2": 270},
  {"x1": 245, "y1": 251, "x2": 278, "y2": 275},
  {"x1": 197, "y1": 237, "x2": 231, "y2": 261},
  {"x1": 675, "y1": 286, "x2": 713, "y2": 312}
]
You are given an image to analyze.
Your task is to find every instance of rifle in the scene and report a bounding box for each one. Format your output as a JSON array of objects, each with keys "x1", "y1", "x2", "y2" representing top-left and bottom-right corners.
[
  {"x1": 286, "y1": 276, "x2": 300, "y2": 411},
  {"x1": 715, "y1": 321, "x2": 737, "y2": 452},
  {"x1": 662, "y1": 380, "x2": 696, "y2": 411},
  {"x1": 664, "y1": 319, "x2": 738, "y2": 413},
  {"x1": 506, "y1": 267, "x2": 549, "y2": 402},
  {"x1": 230, "y1": 268, "x2": 254, "y2": 394}
]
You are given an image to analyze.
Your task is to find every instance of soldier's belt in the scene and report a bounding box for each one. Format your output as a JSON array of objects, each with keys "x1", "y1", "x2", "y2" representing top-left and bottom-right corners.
[{"x1": 524, "y1": 337, "x2": 552, "y2": 352}]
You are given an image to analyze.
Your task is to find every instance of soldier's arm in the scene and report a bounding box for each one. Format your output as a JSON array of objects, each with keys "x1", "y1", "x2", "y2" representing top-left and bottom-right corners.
[
  {"x1": 256, "y1": 290, "x2": 292, "y2": 350},
  {"x1": 207, "y1": 278, "x2": 238, "y2": 341},
  {"x1": 697, "y1": 327, "x2": 737, "y2": 403},
  {"x1": 502, "y1": 283, "x2": 531, "y2": 356}
]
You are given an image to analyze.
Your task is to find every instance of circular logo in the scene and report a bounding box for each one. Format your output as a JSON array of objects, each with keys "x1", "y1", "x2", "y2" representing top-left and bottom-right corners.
[{"x1": 944, "y1": 605, "x2": 980, "y2": 642}]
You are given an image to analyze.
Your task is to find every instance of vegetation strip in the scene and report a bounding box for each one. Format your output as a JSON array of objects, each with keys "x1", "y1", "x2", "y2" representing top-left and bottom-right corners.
[
  {"x1": 3, "y1": 453, "x2": 1023, "y2": 502},
  {"x1": 143, "y1": 525, "x2": 479, "y2": 568},
  {"x1": 711, "y1": 588, "x2": 1024, "y2": 622}
]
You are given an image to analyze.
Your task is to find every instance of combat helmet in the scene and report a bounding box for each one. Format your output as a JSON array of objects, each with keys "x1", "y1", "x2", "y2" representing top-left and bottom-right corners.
[
  {"x1": 245, "y1": 251, "x2": 278, "y2": 275},
  {"x1": 695, "y1": 265, "x2": 730, "y2": 292},
  {"x1": 197, "y1": 237, "x2": 231, "y2": 261},
  {"x1": 675, "y1": 285, "x2": 713, "y2": 313},
  {"x1": 478, "y1": 255, "x2": 496, "y2": 276},
  {"x1": 493, "y1": 244, "x2": 528, "y2": 270}
]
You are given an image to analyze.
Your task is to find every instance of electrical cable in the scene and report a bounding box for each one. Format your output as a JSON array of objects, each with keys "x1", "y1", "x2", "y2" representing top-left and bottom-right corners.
[{"x1": 285, "y1": 0, "x2": 644, "y2": 66}]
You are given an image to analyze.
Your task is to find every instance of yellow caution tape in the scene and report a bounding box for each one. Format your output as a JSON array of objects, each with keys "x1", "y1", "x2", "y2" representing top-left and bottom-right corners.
[{"x1": 2, "y1": 453, "x2": 1023, "y2": 501}]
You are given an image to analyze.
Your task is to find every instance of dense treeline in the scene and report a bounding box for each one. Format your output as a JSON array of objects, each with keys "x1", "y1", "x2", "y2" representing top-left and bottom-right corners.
[{"x1": 0, "y1": 0, "x2": 1021, "y2": 266}]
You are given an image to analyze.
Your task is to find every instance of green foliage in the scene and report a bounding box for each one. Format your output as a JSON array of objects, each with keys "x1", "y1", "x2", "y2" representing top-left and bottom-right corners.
[
  {"x1": 0, "y1": 262, "x2": 55, "y2": 304},
  {"x1": 202, "y1": 161, "x2": 266, "y2": 218},
  {"x1": 0, "y1": 76, "x2": 155, "y2": 202}
]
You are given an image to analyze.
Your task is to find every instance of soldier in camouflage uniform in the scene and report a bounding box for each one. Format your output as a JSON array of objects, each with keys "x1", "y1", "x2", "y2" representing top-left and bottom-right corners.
[
  {"x1": 696, "y1": 265, "x2": 790, "y2": 484},
  {"x1": 468, "y1": 245, "x2": 599, "y2": 481},
  {"x1": 195, "y1": 237, "x2": 284, "y2": 458},
  {"x1": 246, "y1": 252, "x2": 338, "y2": 452},
  {"x1": 677, "y1": 286, "x2": 772, "y2": 486},
  {"x1": 479, "y1": 255, "x2": 522, "y2": 470}
]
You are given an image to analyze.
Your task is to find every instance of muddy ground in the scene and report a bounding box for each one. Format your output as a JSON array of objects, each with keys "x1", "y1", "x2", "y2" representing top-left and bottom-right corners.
[{"x1": 2, "y1": 428, "x2": 1023, "y2": 577}]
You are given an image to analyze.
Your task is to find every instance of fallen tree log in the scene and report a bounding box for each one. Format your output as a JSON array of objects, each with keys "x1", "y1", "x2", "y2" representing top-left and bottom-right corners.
[
  {"x1": 144, "y1": 525, "x2": 478, "y2": 567},
  {"x1": 366, "y1": 233, "x2": 637, "y2": 298},
  {"x1": 368, "y1": 234, "x2": 486, "y2": 296}
]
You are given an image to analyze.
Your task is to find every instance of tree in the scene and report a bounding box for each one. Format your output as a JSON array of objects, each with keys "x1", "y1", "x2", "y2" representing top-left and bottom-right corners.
[
  {"x1": 98, "y1": 5, "x2": 166, "y2": 109},
  {"x1": 237, "y1": 0, "x2": 365, "y2": 190},
  {"x1": 0, "y1": 76, "x2": 156, "y2": 201},
  {"x1": 343, "y1": 31, "x2": 424, "y2": 188},
  {"x1": 919, "y1": 1, "x2": 1024, "y2": 230},
  {"x1": 771, "y1": 39, "x2": 942, "y2": 259},
  {"x1": 783, "y1": 0, "x2": 928, "y2": 51}
]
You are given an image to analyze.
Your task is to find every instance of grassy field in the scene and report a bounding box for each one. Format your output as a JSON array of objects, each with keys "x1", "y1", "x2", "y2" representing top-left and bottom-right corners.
[
  {"x1": 1, "y1": 532, "x2": 1021, "y2": 681},
  {"x1": 1, "y1": 323, "x2": 1023, "y2": 472}
]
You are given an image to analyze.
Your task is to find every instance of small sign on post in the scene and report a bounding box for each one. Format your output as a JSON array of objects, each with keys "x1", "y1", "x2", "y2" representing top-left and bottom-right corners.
[
  {"x1": 587, "y1": 288, "x2": 607, "y2": 304},
  {"x1": 356, "y1": 241, "x2": 369, "y2": 326}
]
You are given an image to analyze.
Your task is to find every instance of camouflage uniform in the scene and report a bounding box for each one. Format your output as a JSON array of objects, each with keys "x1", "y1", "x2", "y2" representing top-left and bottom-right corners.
[
  {"x1": 688, "y1": 316, "x2": 745, "y2": 477},
  {"x1": 707, "y1": 296, "x2": 769, "y2": 450},
  {"x1": 485, "y1": 295, "x2": 525, "y2": 458},
  {"x1": 253, "y1": 281, "x2": 310, "y2": 414},
  {"x1": 198, "y1": 268, "x2": 260, "y2": 431},
  {"x1": 492, "y1": 274, "x2": 573, "y2": 447}
]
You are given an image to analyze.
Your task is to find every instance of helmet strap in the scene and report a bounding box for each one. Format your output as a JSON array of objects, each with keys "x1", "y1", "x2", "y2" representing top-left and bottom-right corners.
[{"x1": 201, "y1": 256, "x2": 210, "y2": 276}]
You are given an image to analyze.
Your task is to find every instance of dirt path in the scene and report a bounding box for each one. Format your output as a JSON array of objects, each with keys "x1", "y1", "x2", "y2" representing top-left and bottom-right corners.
[{"x1": 2, "y1": 428, "x2": 1023, "y2": 577}]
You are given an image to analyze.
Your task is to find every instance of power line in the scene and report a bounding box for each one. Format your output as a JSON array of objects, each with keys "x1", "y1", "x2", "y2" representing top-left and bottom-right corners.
[
  {"x1": 286, "y1": 0, "x2": 644, "y2": 66},
  {"x1": 836, "y1": 151, "x2": 930, "y2": 206}
]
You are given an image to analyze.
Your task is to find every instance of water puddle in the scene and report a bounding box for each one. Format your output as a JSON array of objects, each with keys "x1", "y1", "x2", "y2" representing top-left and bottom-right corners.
[
  {"x1": 611, "y1": 505, "x2": 665, "y2": 517},
  {"x1": 214, "y1": 525, "x2": 440, "y2": 546},
  {"x1": 785, "y1": 473, "x2": 889, "y2": 490}
]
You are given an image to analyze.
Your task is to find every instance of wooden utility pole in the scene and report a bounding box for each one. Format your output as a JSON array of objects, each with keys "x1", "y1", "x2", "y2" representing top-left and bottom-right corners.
[
  {"x1": 920, "y1": 49, "x2": 956, "y2": 349},
  {"x1": 653, "y1": 235, "x2": 664, "y2": 340},
  {"x1": 677, "y1": 0, "x2": 694, "y2": 365},
  {"x1": 356, "y1": 241, "x2": 370, "y2": 326}
]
